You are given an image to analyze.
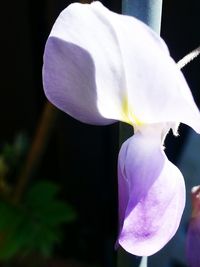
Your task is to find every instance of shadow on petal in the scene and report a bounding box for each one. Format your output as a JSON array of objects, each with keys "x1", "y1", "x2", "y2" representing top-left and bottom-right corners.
[{"x1": 43, "y1": 37, "x2": 115, "y2": 125}]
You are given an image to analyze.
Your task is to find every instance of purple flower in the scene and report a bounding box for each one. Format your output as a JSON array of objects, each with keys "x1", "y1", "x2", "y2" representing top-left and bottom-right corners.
[
  {"x1": 42, "y1": 1, "x2": 200, "y2": 256},
  {"x1": 186, "y1": 186, "x2": 200, "y2": 267}
]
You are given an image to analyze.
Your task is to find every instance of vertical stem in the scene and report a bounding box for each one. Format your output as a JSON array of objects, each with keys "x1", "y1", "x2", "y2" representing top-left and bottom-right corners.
[
  {"x1": 139, "y1": 256, "x2": 148, "y2": 267},
  {"x1": 12, "y1": 102, "x2": 58, "y2": 204},
  {"x1": 122, "y1": 0, "x2": 163, "y2": 32},
  {"x1": 118, "y1": 0, "x2": 163, "y2": 266}
]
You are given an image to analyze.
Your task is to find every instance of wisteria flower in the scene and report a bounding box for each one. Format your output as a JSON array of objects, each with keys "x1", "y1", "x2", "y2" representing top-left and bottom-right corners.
[
  {"x1": 42, "y1": 1, "x2": 200, "y2": 256},
  {"x1": 186, "y1": 186, "x2": 200, "y2": 267}
]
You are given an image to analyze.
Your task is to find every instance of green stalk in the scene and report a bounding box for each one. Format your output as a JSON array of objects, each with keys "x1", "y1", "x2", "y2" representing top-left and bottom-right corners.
[
  {"x1": 122, "y1": 0, "x2": 163, "y2": 32},
  {"x1": 118, "y1": 0, "x2": 163, "y2": 266}
]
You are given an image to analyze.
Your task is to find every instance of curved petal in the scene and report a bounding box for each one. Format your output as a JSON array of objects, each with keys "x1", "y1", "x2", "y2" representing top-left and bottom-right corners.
[
  {"x1": 93, "y1": 2, "x2": 200, "y2": 132},
  {"x1": 43, "y1": 39, "x2": 115, "y2": 125},
  {"x1": 117, "y1": 131, "x2": 186, "y2": 256},
  {"x1": 43, "y1": 2, "x2": 126, "y2": 125},
  {"x1": 43, "y1": 2, "x2": 200, "y2": 131}
]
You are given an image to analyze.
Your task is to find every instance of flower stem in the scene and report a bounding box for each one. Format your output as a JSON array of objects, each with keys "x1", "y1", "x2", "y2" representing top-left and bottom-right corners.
[
  {"x1": 122, "y1": 0, "x2": 163, "y2": 33},
  {"x1": 12, "y1": 102, "x2": 58, "y2": 204},
  {"x1": 118, "y1": 0, "x2": 163, "y2": 266},
  {"x1": 139, "y1": 256, "x2": 148, "y2": 267},
  {"x1": 177, "y1": 46, "x2": 200, "y2": 69}
]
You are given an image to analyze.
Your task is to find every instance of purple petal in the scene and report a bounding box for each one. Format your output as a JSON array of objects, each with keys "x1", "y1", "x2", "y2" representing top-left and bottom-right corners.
[
  {"x1": 186, "y1": 186, "x2": 200, "y2": 267},
  {"x1": 186, "y1": 218, "x2": 200, "y2": 267},
  {"x1": 117, "y1": 132, "x2": 186, "y2": 256}
]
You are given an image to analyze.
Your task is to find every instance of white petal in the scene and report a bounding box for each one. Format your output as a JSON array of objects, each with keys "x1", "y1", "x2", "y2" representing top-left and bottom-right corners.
[
  {"x1": 92, "y1": 2, "x2": 200, "y2": 132},
  {"x1": 43, "y1": 2, "x2": 126, "y2": 124},
  {"x1": 43, "y1": 2, "x2": 200, "y2": 132}
]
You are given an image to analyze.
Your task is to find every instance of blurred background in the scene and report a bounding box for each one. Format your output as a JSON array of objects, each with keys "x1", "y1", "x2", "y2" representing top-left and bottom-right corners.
[{"x1": 0, "y1": 0, "x2": 200, "y2": 267}]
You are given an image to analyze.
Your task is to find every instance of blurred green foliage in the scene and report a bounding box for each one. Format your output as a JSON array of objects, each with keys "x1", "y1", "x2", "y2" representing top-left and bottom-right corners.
[
  {"x1": 2, "y1": 133, "x2": 28, "y2": 165},
  {"x1": 0, "y1": 133, "x2": 28, "y2": 193},
  {"x1": 0, "y1": 134, "x2": 76, "y2": 261},
  {"x1": 0, "y1": 180, "x2": 76, "y2": 260},
  {"x1": 1, "y1": 133, "x2": 28, "y2": 174}
]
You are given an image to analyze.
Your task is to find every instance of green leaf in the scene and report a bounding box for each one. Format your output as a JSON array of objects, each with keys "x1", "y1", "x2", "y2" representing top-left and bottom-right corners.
[
  {"x1": 0, "y1": 210, "x2": 26, "y2": 259},
  {"x1": 32, "y1": 201, "x2": 76, "y2": 226},
  {"x1": 0, "y1": 180, "x2": 76, "y2": 260},
  {"x1": 0, "y1": 202, "x2": 20, "y2": 230},
  {"x1": 35, "y1": 227, "x2": 60, "y2": 257},
  {"x1": 25, "y1": 181, "x2": 60, "y2": 206},
  {"x1": 24, "y1": 181, "x2": 76, "y2": 226},
  {"x1": 18, "y1": 219, "x2": 60, "y2": 258}
]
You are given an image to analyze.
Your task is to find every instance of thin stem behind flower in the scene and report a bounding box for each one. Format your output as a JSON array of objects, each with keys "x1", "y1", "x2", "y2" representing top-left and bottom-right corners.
[
  {"x1": 12, "y1": 102, "x2": 58, "y2": 204},
  {"x1": 177, "y1": 46, "x2": 200, "y2": 69}
]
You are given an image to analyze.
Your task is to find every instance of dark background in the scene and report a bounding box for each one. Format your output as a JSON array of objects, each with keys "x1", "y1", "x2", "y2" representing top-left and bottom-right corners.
[{"x1": 1, "y1": 0, "x2": 200, "y2": 266}]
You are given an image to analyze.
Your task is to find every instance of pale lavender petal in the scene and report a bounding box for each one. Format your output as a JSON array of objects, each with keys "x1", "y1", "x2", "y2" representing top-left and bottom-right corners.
[
  {"x1": 43, "y1": 2, "x2": 200, "y2": 130},
  {"x1": 43, "y1": 2, "x2": 126, "y2": 125},
  {"x1": 43, "y1": 39, "x2": 115, "y2": 125},
  {"x1": 118, "y1": 132, "x2": 186, "y2": 256},
  {"x1": 117, "y1": 138, "x2": 130, "y2": 237}
]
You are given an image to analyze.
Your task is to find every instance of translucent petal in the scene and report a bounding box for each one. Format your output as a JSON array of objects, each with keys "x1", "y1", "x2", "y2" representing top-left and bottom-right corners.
[
  {"x1": 43, "y1": 2, "x2": 200, "y2": 130},
  {"x1": 43, "y1": 2, "x2": 125, "y2": 125},
  {"x1": 118, "y1": 131, "x2": 186, "y2": 256}
]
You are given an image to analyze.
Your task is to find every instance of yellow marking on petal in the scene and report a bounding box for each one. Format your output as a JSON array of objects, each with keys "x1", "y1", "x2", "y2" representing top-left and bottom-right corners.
[{"x1": 121, "y1": 97, "x2": 143, "y2": 126}]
